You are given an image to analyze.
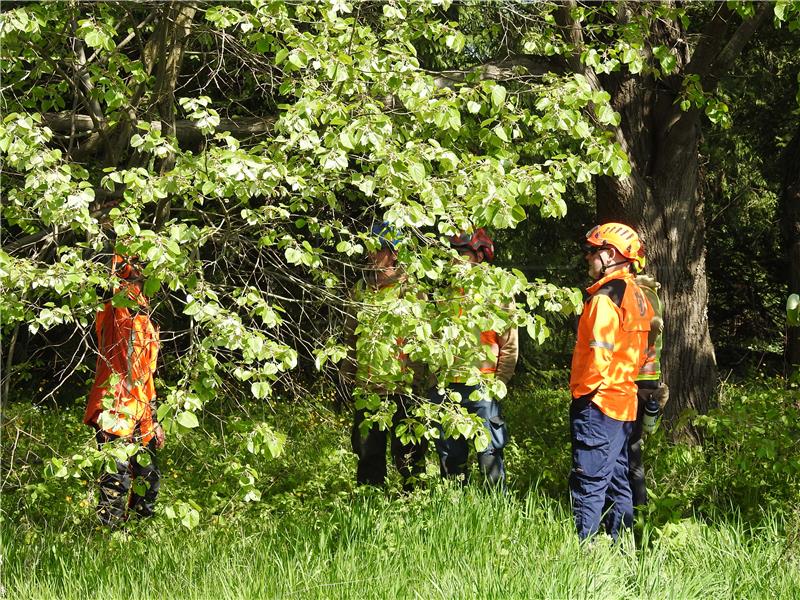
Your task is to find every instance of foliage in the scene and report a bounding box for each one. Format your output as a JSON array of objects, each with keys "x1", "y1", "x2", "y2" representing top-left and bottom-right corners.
[
  {"x1": 7, "y1": 491, "x2": 800, "y2": 599},
  {"x1": 788, "y1": 293, "x2": 800, "y2": 327},
  {"x1": 0, "y1": 0, "x2": 632, "y2": 499},
  {"x1": 643, "y1": 380, "x2": 800, "y2": 523},
  {"x1": 3, "y1": 0, "x2": 800, "y2": 531},
  {"x1": 703, "y1": 18, "x2": 800, "y2": 365}
]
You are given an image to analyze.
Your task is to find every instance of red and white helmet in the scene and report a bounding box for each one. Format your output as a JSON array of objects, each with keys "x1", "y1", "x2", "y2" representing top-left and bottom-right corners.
[{"x1": 449, "y1": 228, "x2": 494, "y2": 263}]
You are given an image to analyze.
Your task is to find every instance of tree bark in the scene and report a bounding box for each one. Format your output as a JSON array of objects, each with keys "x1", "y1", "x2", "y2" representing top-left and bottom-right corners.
[
  {"x1": 597, "y1": 114, "x2": 718, "y2": 423},
  {"x1": 140, "y1": 2, "x2": 196, "y2": 228},
  {"x1": 782, "y1": 130, "x2": 800, "y2": 368}
]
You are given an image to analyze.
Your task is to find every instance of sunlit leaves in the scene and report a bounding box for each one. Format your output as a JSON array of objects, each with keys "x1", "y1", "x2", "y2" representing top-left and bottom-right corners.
[
  {"x1": 1, "y1": 0, "x2": 628, "y2": 514},
  {"x1": 788, "y1": 294, "x2": 800, "y2": 327}
]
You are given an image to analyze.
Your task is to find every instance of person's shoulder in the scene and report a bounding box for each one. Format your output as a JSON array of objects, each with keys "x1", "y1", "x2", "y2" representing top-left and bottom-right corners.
[{"x1": 593, "y1": 278, "x2": 627, "y2": 308}]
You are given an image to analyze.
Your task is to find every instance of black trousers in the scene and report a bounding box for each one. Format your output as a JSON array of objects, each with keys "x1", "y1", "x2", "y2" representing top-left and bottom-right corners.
[
  {"x1": 95, "y1": 431, "x2": 161, "y2": 525},
  {"x1": 629, "y1": 382, "x2": 658, "y2": 508},
  {"x1": 351, "y1": 395, "x2": 428, "y2": 491}
]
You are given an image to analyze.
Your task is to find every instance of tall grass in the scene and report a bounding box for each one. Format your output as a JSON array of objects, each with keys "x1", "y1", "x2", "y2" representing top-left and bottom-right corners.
[
  {"x1": 3, "y1": 488, "x2": 798, "y2": 599},
  {"x1": 4, "y1": 379, "x2": 800, "y2": 598}
]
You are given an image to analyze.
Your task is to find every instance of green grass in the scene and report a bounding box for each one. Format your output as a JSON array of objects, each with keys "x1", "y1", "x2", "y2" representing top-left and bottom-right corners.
[
  {"x1": 3, "y1": 489, "x2": 799, "y2": 599},
  {"x1": 3, "y1": 378, "x2": 800, "y2": 598}
]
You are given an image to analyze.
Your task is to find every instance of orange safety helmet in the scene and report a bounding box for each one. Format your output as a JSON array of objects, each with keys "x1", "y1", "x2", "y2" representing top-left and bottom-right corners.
[
  {"x1": 584, "y1": 223, "x2": 646, "y2": 272},
  {"x1": 449, "y1": 228, "x2": 495, "y2": 263}
]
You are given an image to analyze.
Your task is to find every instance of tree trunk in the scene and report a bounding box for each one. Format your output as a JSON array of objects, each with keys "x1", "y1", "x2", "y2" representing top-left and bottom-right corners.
[
  {"x1": 782, "y1": 130, "x2": 800, "y2": 368},
  {"x1": 596, "y1": 121, "x2": 718, "y2": 424},
  {"x1": 595, "y1": 30, "x2": 718, "y2": 428}
]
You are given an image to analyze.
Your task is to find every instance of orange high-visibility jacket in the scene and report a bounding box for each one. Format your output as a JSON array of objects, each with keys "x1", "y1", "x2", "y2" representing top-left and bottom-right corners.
[
  {"x1": 444, "y1": 293, "x2": 518, "y2": 386},
  {"x1": 476, "y1": 327, "x2": 518, "y2": 384},
  {"x1": 569, "y1": 270, "x2": 653, "y2": 421},
  {"x1": 84, "y1": 295, "x2": 159, "y2": 444}
]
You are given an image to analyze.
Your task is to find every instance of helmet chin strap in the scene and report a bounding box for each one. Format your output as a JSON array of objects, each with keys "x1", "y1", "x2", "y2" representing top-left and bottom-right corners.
[{"x1": 598, "y1": 249, "x2": 629, "y2": 278}]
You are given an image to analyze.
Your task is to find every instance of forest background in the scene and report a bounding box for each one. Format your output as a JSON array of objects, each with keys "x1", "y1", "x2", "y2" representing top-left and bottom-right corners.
[{"x1": 2, "y1": 1, "x2": 800, "y2": 598}]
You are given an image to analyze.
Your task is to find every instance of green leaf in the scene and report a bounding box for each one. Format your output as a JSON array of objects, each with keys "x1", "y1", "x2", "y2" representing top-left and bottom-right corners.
[
  {"x1": 339, "y1": 131, "x2": 354, "y2": 150},
  {"x1": 285, "y1": 247, "x2": 303, "y2": 265},
  {"x1": 181, "y1": 507, "x2": 200, "y2": 529},
  {"x1": 491, "y1": 85, "x2": 507, "y2": 109},
  {"x1": 573, "y1": 120, "x2": 591, "y2": 138},
  {"x1": 144, "y1": 276, "x2": 160, "y2": 297},
  {"x1": 775, "y1": 1, "x2": 787, "y2": 21},
  {"x1": 596, "y1": 104, "x2": 619, "y2": 126},
  {"x1": 408, "y1": 161, "x2": 426, "y2": 184},
  {"x1": 251, "y1": 381, "x2": 271, "y2": 399},
  {"x1": 493, "y1": 124, "x2": 509, "y2": 142},
  {"x1": 177, "y1": 411, "x2": 199, "y2": 429},
  {"x1": 788, "y1": 294, "x2": 800, "y2": 326}
]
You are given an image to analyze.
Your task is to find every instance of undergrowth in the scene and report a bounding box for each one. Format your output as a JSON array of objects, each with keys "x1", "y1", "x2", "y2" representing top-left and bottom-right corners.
[{"x1": 2, "y1": 375, "x2": 799, "y2": 598}]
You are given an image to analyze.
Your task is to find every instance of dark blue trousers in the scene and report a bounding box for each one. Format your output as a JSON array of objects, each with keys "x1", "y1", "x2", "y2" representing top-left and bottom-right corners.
[
  {"x1": 95, "y1": 431, "x2": 160, "y2": 526},
  {"x1": 569, "y1": 395, "x2": 634, "y2": 541},
  {"x1": 429, "y1": 383, "x2": 507, "y2": 486},
  {"x1": 351, "y1": 395, "x2": 428, "y2": 491}
]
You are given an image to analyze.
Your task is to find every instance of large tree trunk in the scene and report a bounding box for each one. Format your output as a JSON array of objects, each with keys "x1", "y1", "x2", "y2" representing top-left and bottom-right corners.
[
  {"x1": 593, "y1": 36, "x2": 719, "y2": 425},
  {"x1": 782, "y1": 131, "x2": 800, "y2": 368},
  {"x1": 596, "y1": 99, "x2": 718, "y2": 423},
  {"x1": 589, "y1": 3, "x2": 770, "y2": 429}
]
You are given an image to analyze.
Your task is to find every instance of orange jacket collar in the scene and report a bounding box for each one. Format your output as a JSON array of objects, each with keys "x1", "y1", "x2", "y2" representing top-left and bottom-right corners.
[{"x1": 586, "y1": 269, "x2": 633, "y2": 295}]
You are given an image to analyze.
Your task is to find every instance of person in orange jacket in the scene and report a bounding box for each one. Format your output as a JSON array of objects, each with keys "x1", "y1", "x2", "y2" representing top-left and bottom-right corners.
[
  {"x1": 429, "y1": 229, "x2": 518, "y2": 486},
  {"x1": 84, "y1": 254, "x2": 164, "y2": 525},
  {"x1": 569, "y1": 223, "x2": 653, "y2": 541}
]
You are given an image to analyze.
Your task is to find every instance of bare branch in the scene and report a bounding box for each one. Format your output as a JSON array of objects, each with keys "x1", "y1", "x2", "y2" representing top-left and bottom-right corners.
[
  {"x1": 430, "y1": 55, "x2": 566, "y2": 88},
  {"x1": 41, "y1": 112, "x2": 277, "y2": 149}
]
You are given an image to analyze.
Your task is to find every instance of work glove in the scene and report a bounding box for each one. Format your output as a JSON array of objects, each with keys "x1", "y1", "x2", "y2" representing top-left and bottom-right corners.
[
  {"x1": 153, "y1": 422, "x2": 165, "y2": 450},
  {"x1": 635, "y1": 274, "x2": 660, "y2": 292},
  {"x1": 652, "y1": 384, "x2": 669, "y2": 410}
]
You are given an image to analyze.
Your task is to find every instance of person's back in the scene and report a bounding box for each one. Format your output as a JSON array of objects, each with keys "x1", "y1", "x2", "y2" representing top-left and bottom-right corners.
[
  {"x1": 85, "y1": 254, "x2": 164, "y2": 525},
  {"x1": 628, "y1": 274, "x2": 669, "y2": 508}
]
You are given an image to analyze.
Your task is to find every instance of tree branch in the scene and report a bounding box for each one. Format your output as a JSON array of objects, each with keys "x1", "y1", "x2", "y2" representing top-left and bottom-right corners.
[
  {"x1": 430, "y1": 55, "x2": 566, "y2": 88},
  {"x1": 550, "y1": 1, "x2": 632, "y2": 163},
  {"x1": 686, "y1": 2, "x2": 771, "y2": 84},
  {"x1": 703, "y1": 2, "x2": 772, "y2": 86},
  {"x1": 41, "y1": 112, "x2": 276, "y2": 150}
]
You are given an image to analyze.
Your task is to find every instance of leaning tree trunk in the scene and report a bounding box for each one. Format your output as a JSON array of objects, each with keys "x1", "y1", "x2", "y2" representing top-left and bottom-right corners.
[{"x1": 782, "y1": 130, "x2": 800, "y2": 368}]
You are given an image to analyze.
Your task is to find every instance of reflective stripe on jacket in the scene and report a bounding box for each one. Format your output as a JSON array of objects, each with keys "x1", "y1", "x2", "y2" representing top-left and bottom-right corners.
[
  {"x1": 569, "y1": 270, "x2": 653, "y2": 421},
  {"x1": 636, "y1": 280, "x2": 662, "y2": 382},
  {"x1": 84, "y1": 299, "x2": 159, "y2": 443}
]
